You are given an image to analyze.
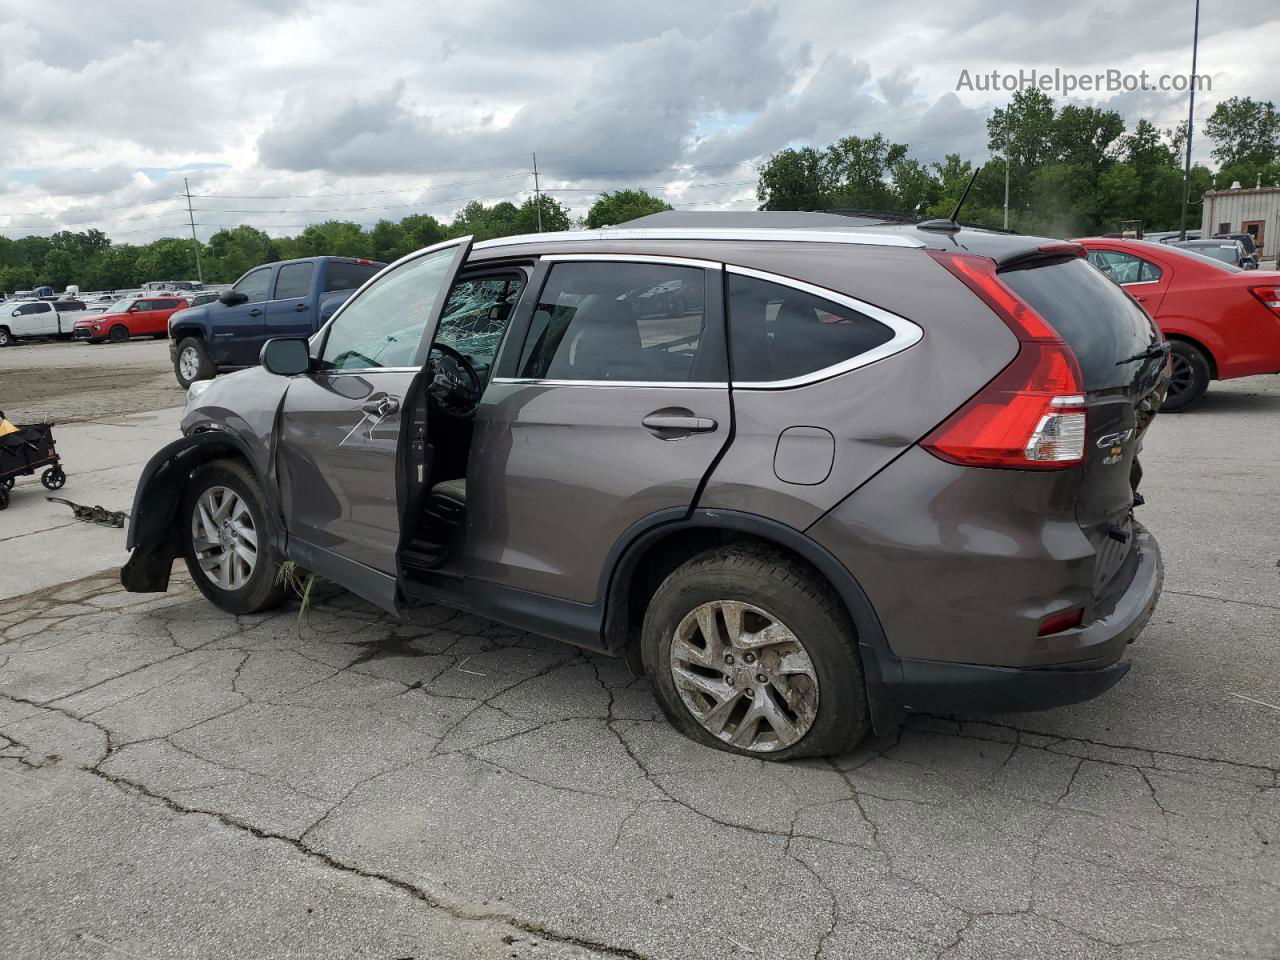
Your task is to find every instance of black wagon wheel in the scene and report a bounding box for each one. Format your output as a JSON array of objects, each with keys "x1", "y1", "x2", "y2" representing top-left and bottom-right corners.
[{"x1": 41, "y1": 466, "x2": 66, "y2": 490}]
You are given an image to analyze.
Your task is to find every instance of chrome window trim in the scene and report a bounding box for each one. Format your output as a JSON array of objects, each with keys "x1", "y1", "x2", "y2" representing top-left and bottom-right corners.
[
  {"x1": 539, "y1": 253, "x2": 724, "y2": 270},
  {"x1": 725, "y1": 264, "x2": 923, "y2": 390},
  {"x1": 491, "y1": 377, "x2": 726, "y2": 389},
  {"x1": 474, "y1": 227, "x2": 925, "y2": 251}
]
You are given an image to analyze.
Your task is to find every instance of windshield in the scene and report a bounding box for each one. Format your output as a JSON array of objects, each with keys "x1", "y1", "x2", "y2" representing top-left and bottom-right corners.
[{"x1": 105, "y1": 299, "x2": 136, "y2": 314}]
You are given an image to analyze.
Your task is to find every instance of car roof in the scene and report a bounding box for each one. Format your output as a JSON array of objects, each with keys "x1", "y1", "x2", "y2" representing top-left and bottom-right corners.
[{"x1": 471, "y1": 211, "x2": 1056, "y2": 267}]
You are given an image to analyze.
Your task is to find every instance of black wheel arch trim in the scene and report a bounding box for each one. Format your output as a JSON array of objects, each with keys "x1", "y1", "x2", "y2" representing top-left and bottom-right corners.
[
  {"x1": 599, "y1": 507, "x2": 907, "y2": 734},
  {"x1": 121, "y1": 430, "x2": 286, "y2": 593}
]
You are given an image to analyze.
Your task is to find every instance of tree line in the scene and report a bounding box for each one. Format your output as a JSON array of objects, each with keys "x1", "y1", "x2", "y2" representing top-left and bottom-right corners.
[
  {"x1": 2, "y1": 93, "x2": 1276, "y2": 293},
  {"x1": 0, "y1": 189, "x2": 674, "y2": 293},
  {"x1": 757, "y1": 92, "x2": 1280, "y2": 236}
]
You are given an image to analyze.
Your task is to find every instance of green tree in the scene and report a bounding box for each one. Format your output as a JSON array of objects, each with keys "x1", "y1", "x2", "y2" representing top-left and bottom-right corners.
[
  {"x1": 585, "y1": 189, "x2": 672, "y2": 227},
  {"x1": 85, "y1": 245, "x2": 141, "y2": 290},
  {"x1": 399, "y1": 213, "x2": 447, "y2": 249},
  {"x1": 824, "y1": 133, "x2": 908, "y2": 209},
  {"x1": 756, "y1": 146, "x2": 829, "y2": 210},
  {"x1": 448, "y1": 200, "x2": 520, "y2": 241},
  {"x1": 1205, "y1": 97, "x2": 1280, "y2": 168},
  {"x1": 206, "y1": 225, "x2": 277, "y2": 282},
  {"x1": 889, "y1": 157, "x2": 941, "y2": 214},
  {"x1": 0, "y1": 264, "x2": 37, "y2": 292},
  {"x1": 514, "y1": 195, "x2": 572, "y2": 233},
  {"x1": 41, "y1": 249, "x2": 76, "y2": 289},
  {"x1": 292, "y1": 220, "x2": 373, "y2": 258},
  {"x1": 369, "y1": 219, "x2": 409, "y2": 263},
  {"x1": 1052, "y1": 105, "x2": 1125, "y2": 172},
  {"x1": 135, "y1": 237, "x2": 198, "y2": 282}
]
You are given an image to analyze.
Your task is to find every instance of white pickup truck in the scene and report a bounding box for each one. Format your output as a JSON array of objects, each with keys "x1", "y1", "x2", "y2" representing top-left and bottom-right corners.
[{"x1": 0, "y1": 300, "x2": 86, "y2": 346}]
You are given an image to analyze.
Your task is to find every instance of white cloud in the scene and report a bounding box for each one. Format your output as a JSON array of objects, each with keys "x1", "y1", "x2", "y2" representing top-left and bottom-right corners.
[{"x1": 0, "y1": 0, "x2": 1276, "y2": 241}]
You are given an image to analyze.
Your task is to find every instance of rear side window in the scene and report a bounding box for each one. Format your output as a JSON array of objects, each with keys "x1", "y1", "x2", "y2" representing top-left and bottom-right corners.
[
  {"x1": 518, "y1": 262, "x2": 717, "y2": 382},
  {"x1": 155, "y1": 299, "x2": 181, "y2": 309},
  {"x1": 54, "y1": 301, "x2": 84, "y2": 312},
  {"x1": 324, "y1": 261, "x2": 380, "y2": 293},
  {"x1": 726, "y1": 273, "x2": 895, "y2": 383},
  {"x1": 275, "y1": 262, "x2": 315, "y2": 300},
  {"x1": 1001, "y1": 258, "x2": 1159, "y2": 391},
  {"x1": 1085, "y1": 250, "x2": 1162, "y2": 284}
]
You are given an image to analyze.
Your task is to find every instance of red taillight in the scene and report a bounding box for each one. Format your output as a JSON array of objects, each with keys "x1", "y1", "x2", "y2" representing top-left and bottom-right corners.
[
  {"x1": 923, "y1": 252, "x2": 1087, "y2": 470},
  {"x1": 1036, "y1": 242, "x2": 1086, "y2": 258},
  {"x1": 1037, "y1": 607, "x2": 1084, "y2": 636},
  {"x1": 1250, "y1": 285, "x2": 1280, "y2": 316}
]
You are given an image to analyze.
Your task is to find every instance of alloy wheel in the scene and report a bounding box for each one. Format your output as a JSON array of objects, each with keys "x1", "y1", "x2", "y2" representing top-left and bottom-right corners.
[
  {"x1": 1167, "y1": 352, "x2": 1193, "y2": 402},
  {"x1": 669, "y1": 599, "x2": 819, "y2": 752},
  {"x1": 179, "y1": 346, "x2": 201, "y2": 382},
  {"x1": 191, "y1": 485, "x2": 258, "y2": 590}
]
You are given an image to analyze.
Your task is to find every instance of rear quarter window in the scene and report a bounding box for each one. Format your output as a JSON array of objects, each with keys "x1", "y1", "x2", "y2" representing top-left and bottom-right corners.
[
  {"x1": 1000, "y1": 258, "x2": 1159, "y2": 391},
  {"x1": 324, "y1": 261, "x2": 381, "y2": 293},
  {"x1": 726, "y1": 273, "x2": 897, "y2": 384}
]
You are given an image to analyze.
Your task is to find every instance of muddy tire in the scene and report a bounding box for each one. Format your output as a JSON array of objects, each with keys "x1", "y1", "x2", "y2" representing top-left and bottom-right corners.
[
  {"x1": 1163, "y1": 340, "x2": 1211, "y2": 412},
  {"x1": 641, "y1": 545, "x2": 870, "y2": 760},
  {"x1": 181, "y1": 459, "x2": 290, "y2": 615},
  {"x1": 174, "y1": 337, "x2": 215, "y2": 390}
]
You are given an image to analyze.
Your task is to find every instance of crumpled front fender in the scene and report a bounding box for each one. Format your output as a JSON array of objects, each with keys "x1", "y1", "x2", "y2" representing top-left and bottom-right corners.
[{"x1": 120, "y1": 430, "x2": 282, "y2": 592}]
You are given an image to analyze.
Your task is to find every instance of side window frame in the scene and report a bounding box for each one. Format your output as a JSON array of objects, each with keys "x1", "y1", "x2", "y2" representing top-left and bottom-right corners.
[
  {"x1": 494, "y1": 253, "x2": 728, "y2": 387},
  {"x1": 725, "y1": 264, "x2": 923, "y2": 390},
  {"x1": 233, "y1": 266, "x2": 274, "y2": 302},
  {"x1": 315, "y1": 237, "x2": 472, "y2": 374},
  {"x1": 273, "y1": 261, "x2": 316, "y2": 301}
]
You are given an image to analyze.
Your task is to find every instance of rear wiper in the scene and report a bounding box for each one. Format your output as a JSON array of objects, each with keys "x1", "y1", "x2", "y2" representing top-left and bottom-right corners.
[{"x1": 1116, "y1": 342, "x2": 1170, "y2": 365}]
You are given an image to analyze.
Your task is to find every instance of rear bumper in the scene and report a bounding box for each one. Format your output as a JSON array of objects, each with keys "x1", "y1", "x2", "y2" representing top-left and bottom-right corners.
[{"x1": 883, "y1": 522, "x2": 1163, "y2": 716}]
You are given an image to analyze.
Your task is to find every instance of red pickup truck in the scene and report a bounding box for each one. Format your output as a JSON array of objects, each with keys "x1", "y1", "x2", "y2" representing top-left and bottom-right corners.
[{"x1": 73, "y1": 296, "x2": 190, "y2": 344}]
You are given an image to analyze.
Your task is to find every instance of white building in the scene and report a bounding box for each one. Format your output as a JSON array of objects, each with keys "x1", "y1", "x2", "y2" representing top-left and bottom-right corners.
[{"x1": 1201, "y1": 184, "x2": 1280, "y2": 264}]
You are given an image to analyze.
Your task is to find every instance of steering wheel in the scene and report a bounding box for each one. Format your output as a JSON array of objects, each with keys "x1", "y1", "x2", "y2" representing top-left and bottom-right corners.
[{"x1": 427, "y1": 343, "x2": 483, "y2": 417}]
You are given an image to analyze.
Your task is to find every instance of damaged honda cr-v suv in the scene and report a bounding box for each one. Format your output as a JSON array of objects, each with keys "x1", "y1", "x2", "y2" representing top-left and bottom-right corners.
[{"x1": 121, "y1": 212, "x2": 1166, "y2": 760}]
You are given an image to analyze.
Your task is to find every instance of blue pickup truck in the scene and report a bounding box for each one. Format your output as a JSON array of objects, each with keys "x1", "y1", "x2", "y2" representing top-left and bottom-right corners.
[{"x1": 168, "y1": 256, "x2": 385, "y2": 388}]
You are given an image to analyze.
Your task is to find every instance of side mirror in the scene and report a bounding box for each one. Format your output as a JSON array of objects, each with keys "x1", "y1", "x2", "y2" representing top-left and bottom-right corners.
[
  {"x1": 220, "y1": 289, "x2": 248, "y2": 306},
  {"x1": 261, "y1": 337, "x2": 312, "y2": 376},
  {"x1": 128, "y1": 304, "x2": 141, "y2": 313}
]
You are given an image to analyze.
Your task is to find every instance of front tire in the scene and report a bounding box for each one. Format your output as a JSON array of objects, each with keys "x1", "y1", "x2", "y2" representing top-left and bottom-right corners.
[
  {"x1": 107, "y1": 325, "x2": 130, "y2": 343},
  {"x1": 181, "y1": 459, "x2": 289, "y2": 615},
  {"x1": 641, "y1": 545, "x2": 870, "y2": 760},
  {"x1": 174, "y1": 337, "x2": 215, "y2": 389},
  {"x1": 0, "y1": 327, "x2": 11, "y2": 347},
  {"x1": 1163, "y1": 340, "x2": 1211, "y2": 412}
]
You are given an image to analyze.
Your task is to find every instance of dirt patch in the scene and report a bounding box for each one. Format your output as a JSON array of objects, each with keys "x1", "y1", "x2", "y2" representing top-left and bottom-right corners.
[{"x1": 0, "y1": 339, "x2": 184, "y2": 424}]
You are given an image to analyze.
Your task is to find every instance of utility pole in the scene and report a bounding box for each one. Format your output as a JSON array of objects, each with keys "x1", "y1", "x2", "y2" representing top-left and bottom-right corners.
[
  {"x1": 184, "y1": 177, "x2": 204, "y2": 284},
  {"x1": 1002, "y1": 151, "x2": 1010, "y2": 230},
  {"x1": 532, "y1": 156, "x2": 542, "y2": 235},
  {"x1": 1178, "y1": 0, "x2": 1201, "y2": 241}
]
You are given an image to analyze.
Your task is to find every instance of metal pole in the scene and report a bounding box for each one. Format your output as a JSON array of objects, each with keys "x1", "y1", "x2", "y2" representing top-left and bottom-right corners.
[
  {"x1": 1179, "y1": 0, "x2": 1200, "y2": 241},
  {"x1": 1003, "y1": 152, "x2": 1010, "y2": 229},
  {"x1": 184, "y1": 177, "x2": 204, "y2": 284},
  {"x1": 532, "y1": 152, "x2": 542, "y2": 232}
]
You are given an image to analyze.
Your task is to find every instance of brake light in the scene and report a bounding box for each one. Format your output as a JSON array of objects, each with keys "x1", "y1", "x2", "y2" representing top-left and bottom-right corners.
[
  {"x1": 1250, "y1": 285, "x2": 1280, "y2": 317},
  {"x1": 923, "y1": 252, "x2": 1087, "y2": 469}
]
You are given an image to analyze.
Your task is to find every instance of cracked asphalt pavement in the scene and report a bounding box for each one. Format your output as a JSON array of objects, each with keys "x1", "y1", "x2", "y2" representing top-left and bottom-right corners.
[{"x1": 1, "y1": 377, "x2": 1278, "y2": 959}]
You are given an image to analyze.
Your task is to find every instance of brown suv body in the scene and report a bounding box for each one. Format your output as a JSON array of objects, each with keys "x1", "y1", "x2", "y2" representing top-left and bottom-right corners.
[{"x1": 122, "y1": 213, "x2": 1165, "y2": 757}]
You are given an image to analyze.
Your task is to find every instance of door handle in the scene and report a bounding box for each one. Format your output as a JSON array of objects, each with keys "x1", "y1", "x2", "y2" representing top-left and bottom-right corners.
[
  {"x1": 249, "y1": 308, "x2": 263, "y2": 316},
  {"x1": 642, "y1": 414, "x2": 718, "y2": 434},
  {"x1": 294, "y1": 303, "x2": 308, "y2": 312},
  {"x1": 362, "y1": 396, "x2": 400, "y2": 417},
  {"x1": 1132, "y1": 294, "x2": 1147, "y2": 302}
]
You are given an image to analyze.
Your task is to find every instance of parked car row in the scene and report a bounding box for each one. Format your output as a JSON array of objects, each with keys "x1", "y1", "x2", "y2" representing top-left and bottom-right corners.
[{"x1": 1077, "y1": 236, "x2": 1280, "y2": 409}]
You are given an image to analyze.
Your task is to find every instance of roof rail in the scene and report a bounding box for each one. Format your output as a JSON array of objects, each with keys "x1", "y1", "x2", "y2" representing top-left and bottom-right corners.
[{"x1": 473, "y1": 227, "x2": 926, "y2": 251}]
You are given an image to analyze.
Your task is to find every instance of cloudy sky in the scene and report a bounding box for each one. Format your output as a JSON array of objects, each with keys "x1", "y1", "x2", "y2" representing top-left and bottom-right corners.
[{"x1": 1, "y1": 0, "x2": 1276, "y2": 242}]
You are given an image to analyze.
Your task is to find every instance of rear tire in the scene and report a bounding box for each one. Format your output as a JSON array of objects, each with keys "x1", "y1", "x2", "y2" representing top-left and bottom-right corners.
[
  {"x1": 641, "y1": 545, "x2": 870, "y2": 760},
  {"x1": 181, "y1": 459, "x2": 290, "y2": 615},
  {"x1": 107, "y1": 325, "x2": 130, "y2": 343},
  {"x1": 174, "y1": 337, "x2": 215, "y2": 389},
  {"x1": 1163, "y1": 340, "x2": 1210, "y2": 412}
]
